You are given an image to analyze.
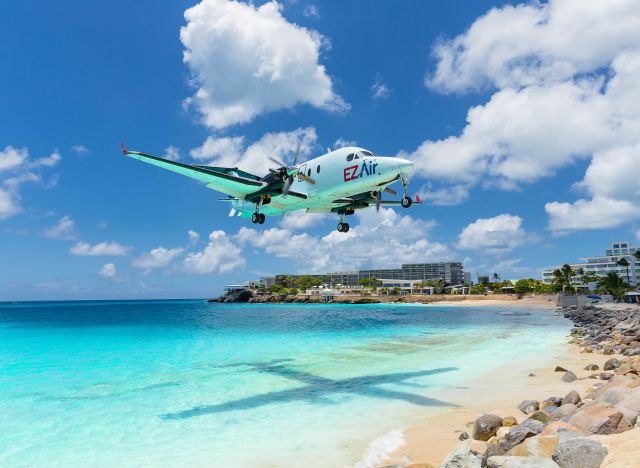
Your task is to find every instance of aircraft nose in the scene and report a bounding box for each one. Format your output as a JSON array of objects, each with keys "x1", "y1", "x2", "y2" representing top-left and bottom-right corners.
[{"x1": 395, "y1": 157, "x2": 413, "y2": 172}]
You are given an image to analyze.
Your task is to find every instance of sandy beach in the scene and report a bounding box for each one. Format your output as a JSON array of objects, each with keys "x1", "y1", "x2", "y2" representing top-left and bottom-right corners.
[{"x1": 380, "y1": 299, "x2": 631, "y2": 467}]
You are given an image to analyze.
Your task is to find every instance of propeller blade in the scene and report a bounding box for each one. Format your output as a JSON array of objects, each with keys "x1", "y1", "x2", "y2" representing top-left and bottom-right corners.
[
  {"x1": 293, "y1": 143, "x2": 301, "y2": 166},
  {"x1": 268, "y1": 156, "x2": 287, "y2": 168},
  {"x1": 375, "y1": 191, "x2": 381, "y2": 212},
  {"x1": 298, "y1": 172, "x2": 316, "y2": 185},
  {"x1": 383, "y1": 187, "x2": 398, "y2": 196},
  {"x1": 282, "y1": 176, "x2": 293, "y2": 196}
]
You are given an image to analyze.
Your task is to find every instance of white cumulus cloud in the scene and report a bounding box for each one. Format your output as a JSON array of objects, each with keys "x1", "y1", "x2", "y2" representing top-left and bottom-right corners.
[
  {"x1": 132, "y1": 247, "x2": 185, "y2": 269},
  {"x1": 180, "y1": 0, "x2": 348, "y2": 129},
  {"x1": 457, "y1": 214, "x2": 527, "y2": 254},
  {"x1": 371, "y1": 74, "x2": 391, "y2": 100},
  {"x1": 70, "y1": 241, "x2": 129, "y2": 256},
  {"x1": 44, "y1": 216, "x2": 77, "y2": 240},
  {"x1": 183, "y1": 230, "x2": 246, "y2": 274},
  {"x1": 98, "y1": 263, "x2": 117, "y2": 279},
  {"x1": 404, "y1": 0, "x2": 640, "y2": 233},
  {"x1": 70, "y1": 144, "x2": 90, "y2": 155},
  {"x1": 190, "y1": 127, "x2": 317, "y2": 176}
]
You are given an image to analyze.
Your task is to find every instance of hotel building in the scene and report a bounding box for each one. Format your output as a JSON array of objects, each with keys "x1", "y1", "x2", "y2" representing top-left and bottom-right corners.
[{"x1": 542, "y1": 241, "x2": 639, "y2": 287}]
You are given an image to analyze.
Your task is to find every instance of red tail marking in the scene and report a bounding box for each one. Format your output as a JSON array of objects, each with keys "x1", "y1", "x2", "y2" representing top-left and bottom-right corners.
[{"x1": 415, "y1": 195, "x2": 423, "y2": 203}]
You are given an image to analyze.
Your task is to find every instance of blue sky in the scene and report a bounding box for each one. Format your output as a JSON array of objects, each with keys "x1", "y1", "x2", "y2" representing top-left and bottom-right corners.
[{"x1": 2, "y1": 0, "x2": 640, "y2": 300}]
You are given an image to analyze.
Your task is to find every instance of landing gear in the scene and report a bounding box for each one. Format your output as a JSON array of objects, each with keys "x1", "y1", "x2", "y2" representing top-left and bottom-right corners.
[
  {"x1": 401, "y1": 174, "x2": 412, "y2": 208},
  {"x1": 337, "y1": 222, "x2": 350, "y2": 232},
  {"x1": 251, "y1": 212, "x2": 265, "y2": 224}
]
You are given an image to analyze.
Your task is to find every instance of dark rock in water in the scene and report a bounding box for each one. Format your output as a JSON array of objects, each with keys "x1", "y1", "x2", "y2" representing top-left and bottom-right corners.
[
  {"x1": 518, "y1": 418, "x2": 544, "y2": 434},
  {"x1": 518, "y1": 400, "x2": 539, "y2": 415},
  {"x1": 584, "y1": 364, "x2": 599, "y2": 371},
  {"x1": 208, "y1": 288, "x2": 253, "y2": 303},
  {"x1": 458, "y1": 431, "x2": 469, "y2": 441},
  {"x1": 552, "y1": 437, "x2": 608, "y2": 468},
  {"x1": 561, "y1": 371, "x2": 577, "y2": 382},
  {"x1": 603, "y1": 357, "x2": 620, "y2": 371},
  {"x1": 472, "y1": 414, "x2": 503, "y2": 441},
  {"x1": 555, "y1": 365, "x2": 569, "y2": 372},
  {"x1": 498, "y1": 426, "x2": 536, "y2": 452},
  {"x1": 599, "y1": 372, "x2": 614, "y2": 380},
  {"x1": 562, "y1": 390, "x2": 582, "y2": 406}
]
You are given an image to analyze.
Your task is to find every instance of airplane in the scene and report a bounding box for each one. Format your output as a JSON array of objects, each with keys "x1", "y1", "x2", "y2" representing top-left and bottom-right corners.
[{"x1": 121, "y1": 142, "x2": 421, "y2": 232}]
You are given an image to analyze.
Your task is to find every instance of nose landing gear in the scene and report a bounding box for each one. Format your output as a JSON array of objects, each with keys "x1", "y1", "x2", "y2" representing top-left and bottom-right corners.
[
  {"x1": 401, "y1": 174, "x2": 412, "y2": 208},
  {"x1": 251, "y1": 212, "x2": 265, "y2": 224}
]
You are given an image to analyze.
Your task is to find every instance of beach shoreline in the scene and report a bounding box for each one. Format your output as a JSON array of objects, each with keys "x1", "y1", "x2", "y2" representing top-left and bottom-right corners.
[{"x1": 357, "y1": 300, "x2": 631, "y2": 467}]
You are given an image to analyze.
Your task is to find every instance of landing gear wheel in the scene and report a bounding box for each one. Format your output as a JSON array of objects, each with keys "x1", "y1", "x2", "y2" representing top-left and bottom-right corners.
[
  {"x1": 258, "y1": 213, "x2": 266, "y2": 224},
  {"x1": 337, "y1": 222, "x2": 350, "y2": 232},
  {"x1": 401, "y1": 196, "x2": 412, "y2": 208},
  {"x1": 251, "y1": 213, "x2": 260, "y2": 224}
]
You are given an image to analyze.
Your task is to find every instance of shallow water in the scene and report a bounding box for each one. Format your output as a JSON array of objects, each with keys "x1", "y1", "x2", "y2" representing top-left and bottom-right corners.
[{"x1": 0, "y1": 300, "x2": 569, "y2": 467}]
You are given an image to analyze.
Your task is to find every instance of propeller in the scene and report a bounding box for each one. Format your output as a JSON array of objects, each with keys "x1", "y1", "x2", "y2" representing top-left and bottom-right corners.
[
  {"x1": 375, "y1": 191, "x2": 382, "y2": 212},
  {"x1": 267, "y1": 143, "x2": 315, "y2": 196}
]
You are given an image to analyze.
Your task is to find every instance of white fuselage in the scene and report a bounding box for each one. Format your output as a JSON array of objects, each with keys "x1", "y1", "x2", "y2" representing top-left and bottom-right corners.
[{"x1": 228, "y1": 146, "x2": 413, "y2": 217}]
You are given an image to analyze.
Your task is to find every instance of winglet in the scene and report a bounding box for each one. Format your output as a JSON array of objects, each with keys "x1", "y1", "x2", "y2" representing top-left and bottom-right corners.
[
  {"x1": 120, "y1": 140, "x2": 128, "y2": 155},
  {"x1": 415, "y1": 194, "x2": 423, "y2": 204}
]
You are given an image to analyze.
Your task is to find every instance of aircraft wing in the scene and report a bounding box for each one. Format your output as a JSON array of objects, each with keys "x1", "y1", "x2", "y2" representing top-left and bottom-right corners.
[{"x1": 121, "y1": 144, "x2": 267, "y2": 198}]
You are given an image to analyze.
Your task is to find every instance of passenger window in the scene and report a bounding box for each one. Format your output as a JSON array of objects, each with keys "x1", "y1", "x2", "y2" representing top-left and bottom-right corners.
[
  {"x1": 346, "y1": 153, "x2": 354, "y2": 161},
  {"x1": 316, "y1": 165, "x2": 320, "y2": 174}
]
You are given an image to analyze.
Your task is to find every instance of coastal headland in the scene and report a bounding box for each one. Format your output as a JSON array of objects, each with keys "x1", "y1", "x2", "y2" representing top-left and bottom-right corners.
[{"x1": 380, "y1": 301, "x2": 640, "y2": 468}]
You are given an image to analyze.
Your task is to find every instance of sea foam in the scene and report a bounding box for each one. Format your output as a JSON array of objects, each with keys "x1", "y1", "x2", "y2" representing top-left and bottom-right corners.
[{"x1": 352, "y1": 429, "x2": 406, "y2": 468}]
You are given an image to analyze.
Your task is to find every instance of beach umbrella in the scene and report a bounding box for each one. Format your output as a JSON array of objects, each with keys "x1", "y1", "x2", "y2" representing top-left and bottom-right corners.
[{"x1": 586, "y1": 294, "x2": 602, "y2": 299}]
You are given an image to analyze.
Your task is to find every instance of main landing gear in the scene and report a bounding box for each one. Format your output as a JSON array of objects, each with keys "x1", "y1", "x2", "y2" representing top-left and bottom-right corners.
[
  {"x1": 336, "y1": 213, "x2": 350, "y2": 232},
  {"x1": 401, "y1": 174, "x2": 412, "y2": 208},
  {"x1": 251, "y1": 212, "x2": 265, "y2": 224}
]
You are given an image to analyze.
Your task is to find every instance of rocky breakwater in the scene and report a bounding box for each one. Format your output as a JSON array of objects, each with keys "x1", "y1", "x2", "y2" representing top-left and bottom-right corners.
[{"x1": 438, "y1": 304, "x2": 640, "y2": 468}]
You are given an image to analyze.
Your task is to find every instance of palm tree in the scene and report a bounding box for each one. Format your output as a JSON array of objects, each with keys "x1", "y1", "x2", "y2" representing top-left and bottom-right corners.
[
  {"x1": 617, "y1": 258, "x2": 630, "y2": 285},
  {"x1": 553, "y1": 264, "x2": 575, "y2": 294},
  {"x1": 598, "y1": 272, "x2": 628, "y2": 300},
  {"x1": 634, "y1": 250, "x2": 640, "y2": 261},
  {"x1": 492, "y1": 272, "x2": 501, "y2": 282}
]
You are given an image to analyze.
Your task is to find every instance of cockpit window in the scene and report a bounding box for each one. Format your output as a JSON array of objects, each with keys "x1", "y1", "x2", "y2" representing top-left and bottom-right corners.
[
  {"x1": 346, "y1": 153, "x2": 354, "y2": 161},
  {"x1": 354, "y1": 153, "x2": 360, "y2": 159},
  {"x1": 360, "y1": 150, "x2": 374, "y2": 157}
]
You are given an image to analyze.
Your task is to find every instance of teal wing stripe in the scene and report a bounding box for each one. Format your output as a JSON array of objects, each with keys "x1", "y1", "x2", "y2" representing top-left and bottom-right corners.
[{"x1": 125, "y1": 150, "x2": 265, "y2": 187}]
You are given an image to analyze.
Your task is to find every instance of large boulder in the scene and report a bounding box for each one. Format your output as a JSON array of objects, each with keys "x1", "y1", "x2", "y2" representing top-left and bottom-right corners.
[
  {"x1": 507, "y1": 434, "x2": 559, "y2": 458},
  {"x1": 517, "y1": 400, "x2": 539, "y2": 415},
  {"x1": 568, "y1": 402, "x2": 624, "y2": 434},
  {"x1": 600, "y1": 386, "x2": 634, "y2": 405},
  {"x1": 552, "y1": 437, "x2": 608, "y2": 468},
  {"x1": 561, "y1": 371, "x2": 577, "y2": 383},
  {"x1": 518, "y1": 418, "x2": 544, "y2": 435},
  {"x1": 584, "y1": 364, "x2": 599, "y2": 371},
  {"x1": 615, "y1": 387, "x2": 640, "y2": 424},
  {"x1": 440, "y1": 439, "x2": 483, "y2": 468},
  {"x1": 542, "y1": 397, "x2": 563, "y2": 408},
  {"x1": 497, "y1": 426, "x2": 537, "y2": 452},
  {"x1": 550, "y1": 403, "x2": 578, "y2": 421},
  {"x1": 527, "y1": 410, "x2": 550, "y2": 424},
  {"x1": 562, "y1": 390, "x2": 581, "y2": 406},
  {"x1": 541, "y1": 421, "x2": 583, "y2": 437},
  {"x1": 603, "y1": 357, "x2": 620, "y2": 371},
  {"x1": 502, "y1": 416, "x2": 518, "y2": 427},
  {"x1": 472, "y1": 414, "x2": 503, "y2": 441},
  {"x1": 486, "y1": 456, "x2": 559, "y2": 467}
]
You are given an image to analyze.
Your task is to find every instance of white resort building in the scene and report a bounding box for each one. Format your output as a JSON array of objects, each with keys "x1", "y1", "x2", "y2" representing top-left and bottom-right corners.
[{"x1": 542, "y1": 241, "x2": 640, "y2": 287}]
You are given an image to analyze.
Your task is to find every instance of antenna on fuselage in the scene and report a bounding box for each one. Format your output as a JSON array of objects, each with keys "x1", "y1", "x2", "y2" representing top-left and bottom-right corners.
[{"x1": 326, "y1": 147, "x2": 331, "y2": 154}]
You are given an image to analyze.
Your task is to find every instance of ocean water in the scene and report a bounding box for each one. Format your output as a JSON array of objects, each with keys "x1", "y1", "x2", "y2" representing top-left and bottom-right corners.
[{"x1": 0, "y1": 300, "x2": 570, "y2": 467}]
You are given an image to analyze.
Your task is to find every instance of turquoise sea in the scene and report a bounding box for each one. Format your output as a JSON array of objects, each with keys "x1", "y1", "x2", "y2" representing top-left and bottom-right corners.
[{"x1": 0, "y1": 300, "x2": 570, "y2": 467}]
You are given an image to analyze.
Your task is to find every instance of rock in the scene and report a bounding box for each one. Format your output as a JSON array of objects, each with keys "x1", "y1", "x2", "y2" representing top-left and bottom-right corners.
[
  {"x1": 616, "y1": 387, "x2": 640, "y2": 424},
  {"x1": 487, "y1": 455, "x2": 559, "y2": 467},
  {"x1": 527, "y1": 410, "x2": 550, "y2": 424},
  {"x1": 502, "y1": 416, "x2": 518, "y2": 427},
  {"x1": 599, "y1": 372, "x2": 614, "y2": 380},
  {"x1": 440, "y1": 439, "x2": 483, "y2": 468},
  {"x1": 552, "y1": 437, "x2": 608, "y2": 468},
  {"x1": 482, "y1": 444, "x2": 506, "y2": 467},
  {"x1": 458, "y1": 431, "x2": 469, "y2": 441},
  {"x1": 562, "y1": 390, "x2": 581, "y2": 406},
  {"x1": 541, "y1": 421, "x2": 583, "y2": 436},
  {"x1": 555, "y1": 366, "x2": 569, "y2": 372},
  {"x1": 542, "y1": 397, "x2": 563, "y2": 408},
  {"x1": 550, "y1": 403, "x2": 578, "y2": 420},
  {"x1": 568, "y1": 402, "x2": 624, "y2": 434},
  {"x1": 584, "y1": 364, "x2": 599, "y2": 371},
  {"x1": 604, "y1": 357, "x2": 620, "y2": 370},
  {"x1": 517, "y1": 400, "x2": 539, "y2": 415},
  {"x1": 497, "y1": 426, "x2": 537, "y2": 452},
  {"x1": 518, "y1": 419, "x2": 544, "y2": 435},
  {"x1": 561, "y1": 371, "x2": 577, "y2": 382},
  {"x1": 601, "y1": 386, "x2": 633, "y2": 405},
  {"x1": 472, "y1": 414, "x2": 503, "y2": 441},
  {"x1": 507, "y1": 434, "x2": 559, "y2": 458}
]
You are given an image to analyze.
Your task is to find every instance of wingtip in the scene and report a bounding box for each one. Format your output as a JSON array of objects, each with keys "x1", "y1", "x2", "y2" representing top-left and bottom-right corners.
[{"x1": 120, "y1": 140, "x2": 127, "y2": 155}]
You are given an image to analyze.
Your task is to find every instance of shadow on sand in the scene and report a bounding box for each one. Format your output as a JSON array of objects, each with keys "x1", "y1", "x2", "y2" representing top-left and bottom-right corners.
[{"x1": 162, "y1": 359, "x2": 459, "y2": 420}]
